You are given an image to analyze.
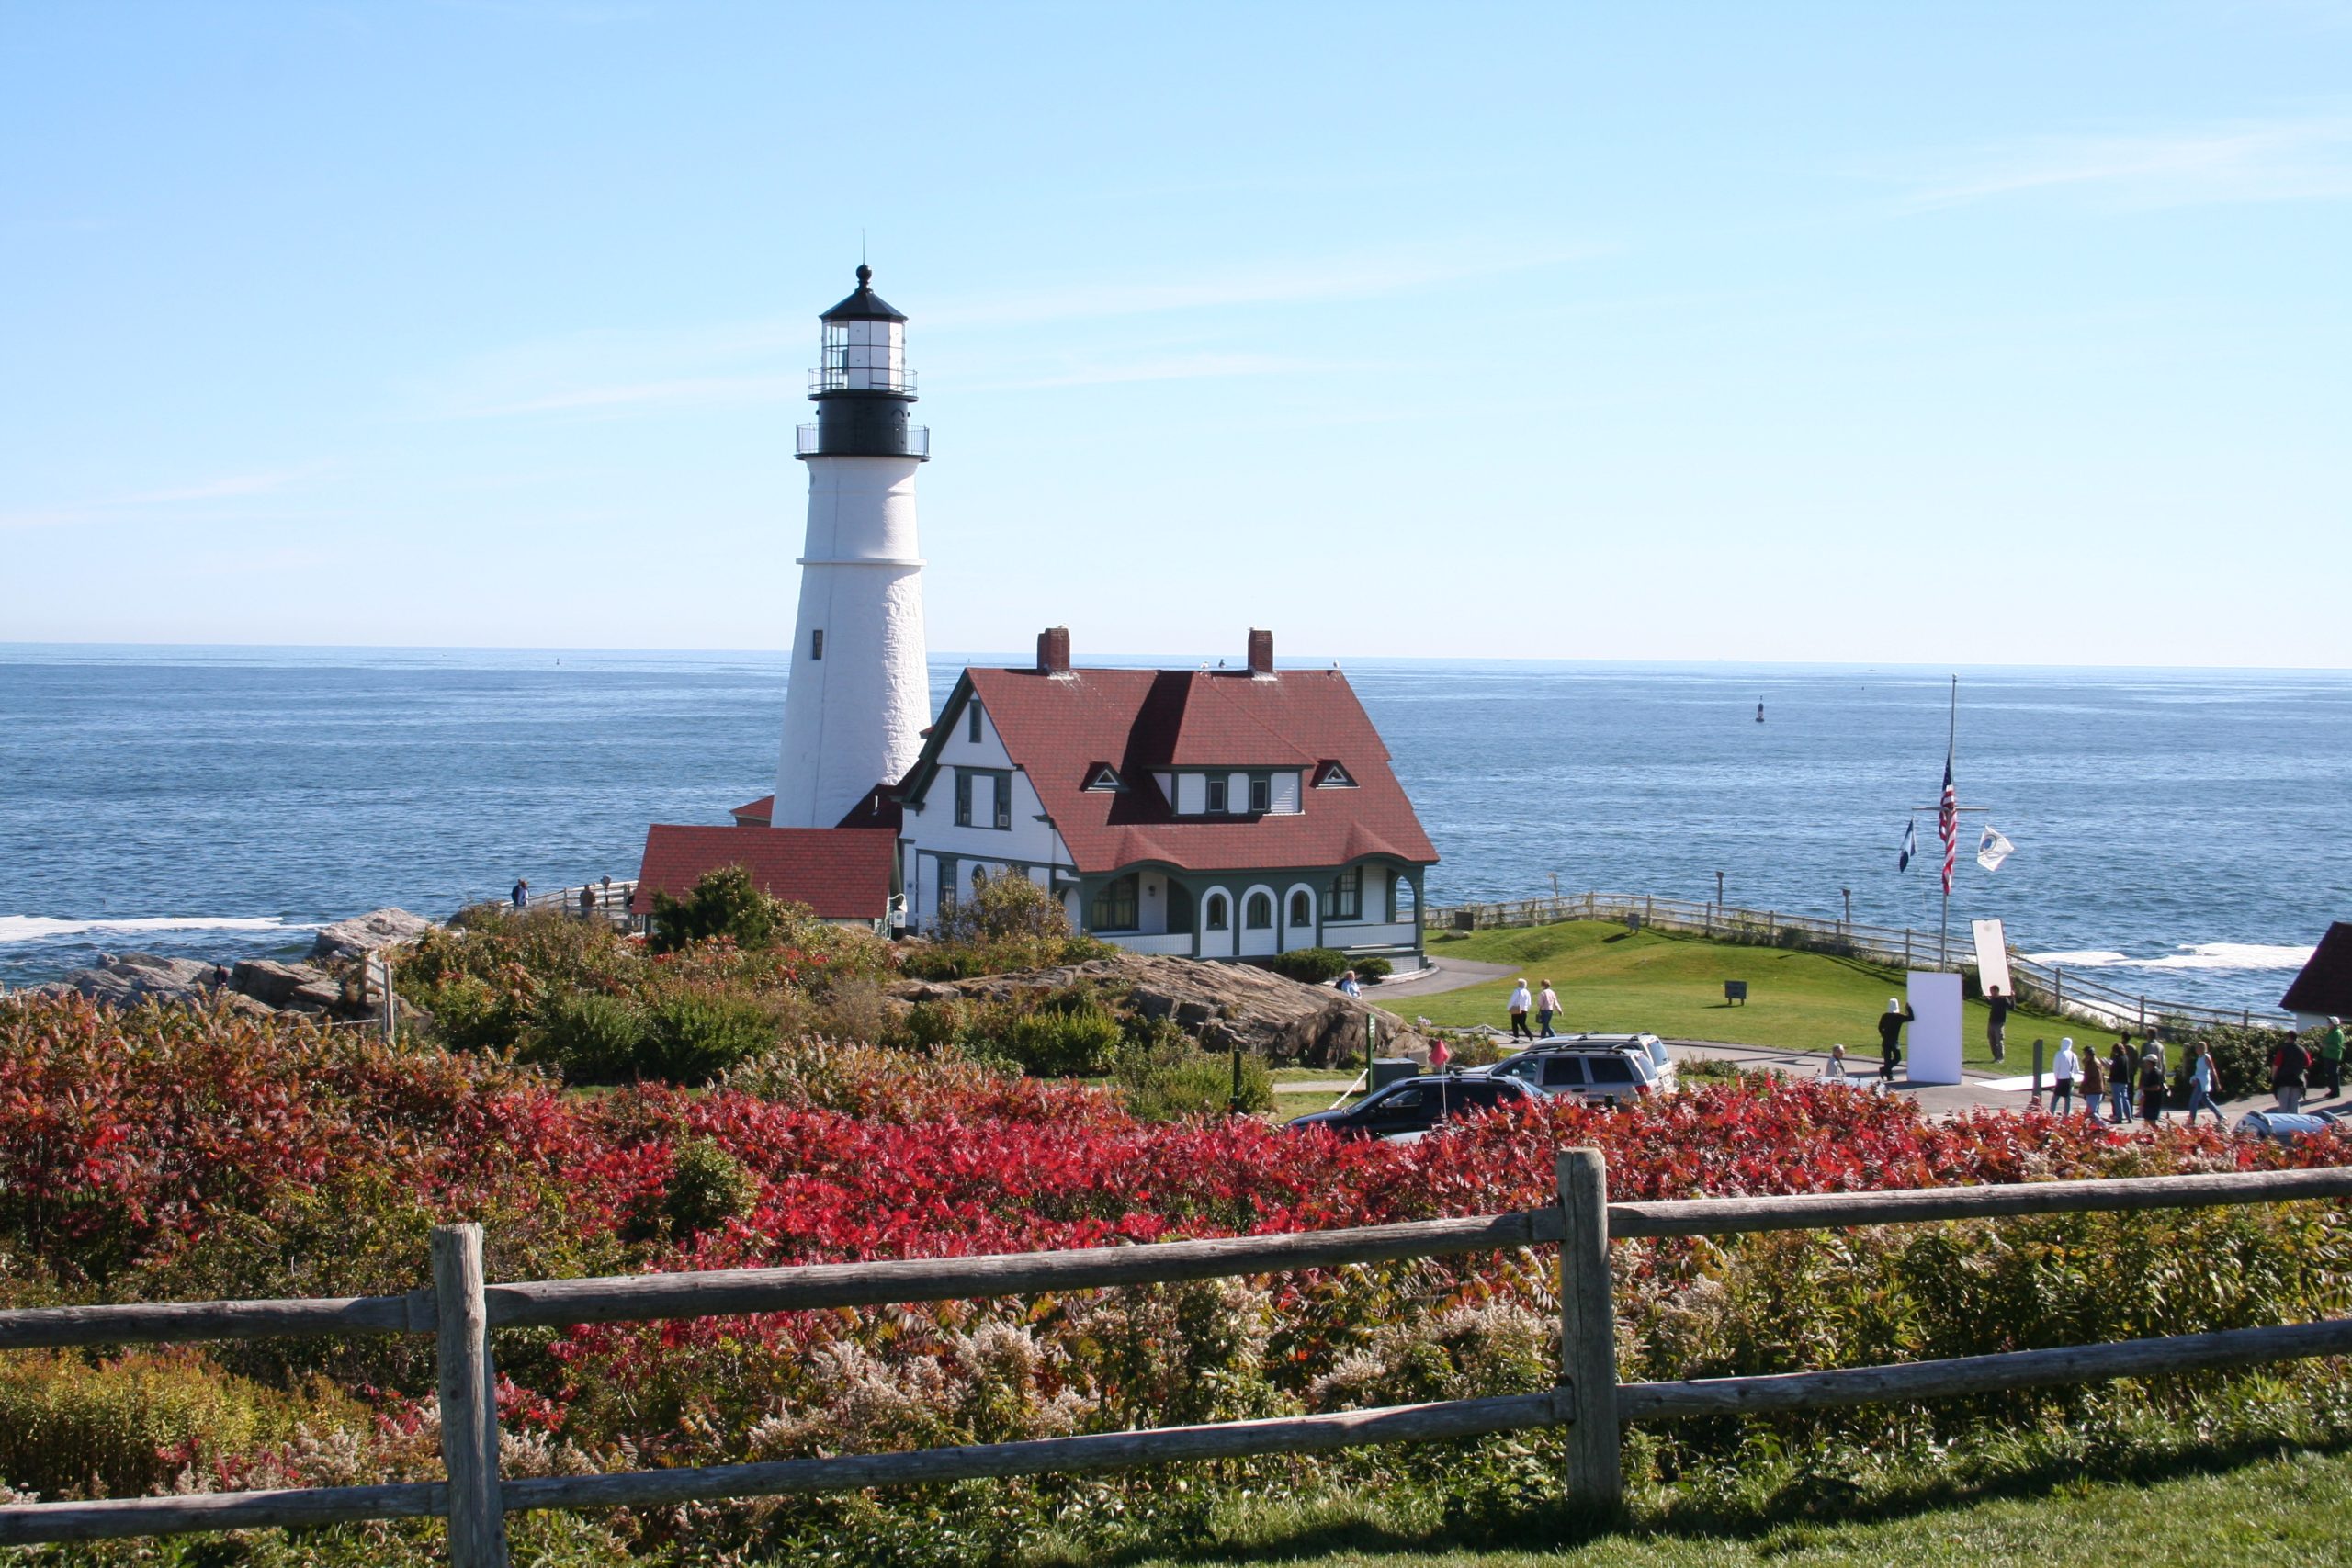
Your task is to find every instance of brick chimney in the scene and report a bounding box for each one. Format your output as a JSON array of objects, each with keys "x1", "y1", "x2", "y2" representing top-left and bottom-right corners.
[
  {"x1": 1037, "y1": 626, "x2": 1071, "y2": 674},
  {"x1": 1247, "y1": 627, "x2": 1274, "y2": 676}
]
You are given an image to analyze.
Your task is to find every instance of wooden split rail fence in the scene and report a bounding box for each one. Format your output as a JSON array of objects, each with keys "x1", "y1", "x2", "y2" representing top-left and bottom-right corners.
[{"x1": 3, "y1": 1160, "x2": 2350, "y2": 1562}]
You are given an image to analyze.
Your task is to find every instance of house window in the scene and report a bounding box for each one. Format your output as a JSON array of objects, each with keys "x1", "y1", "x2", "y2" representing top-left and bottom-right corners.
[
  {"x1": 810, "y1": 629, "x2": 824, "y2": 660},
  {"x1": 1244, "y1": 891, "x2": 1273, "y2": 930},
  {"x1": 936, "y1": 858, "x2": 956, "y2": 913},
  {"x1": 1249, "y1": 776, "x2": 1271, "y2": 814},
  {"x1": 994, "y1": 777, "x2": 1011, "y2": 829},
  {"x1": 1089, "y1": 873, "x2": 1139, "y2": 931},
  {"x1": 972, "y1": 864, "x2": 989, "y2": 898},
  {"x1": 1205, "y1": 776, "x2": 1227, "y2": 814},
  {"x1": 1204, "y1": 892, "x2": 1229, "y2": 931},
  {"x1": 1329, "y1": 866, "x2": 1363, "y2": 921},
  {"x1": 1288, "y1": 889, "x2": 1312, "y2": 928},
  {"x1": 955, "y1": 771, "x2": 973, "y2": 827},
  {"x1": 967, "y1": 702, "x2": 982, "y2": 744}
]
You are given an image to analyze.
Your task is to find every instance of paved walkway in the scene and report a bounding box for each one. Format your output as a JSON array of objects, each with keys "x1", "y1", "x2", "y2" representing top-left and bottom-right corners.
[{"x1": 1361, "y1": 955, "x2": 1513, "y2": 1001}]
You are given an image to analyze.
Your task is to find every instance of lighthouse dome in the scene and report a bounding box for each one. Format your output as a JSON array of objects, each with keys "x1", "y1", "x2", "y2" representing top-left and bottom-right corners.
[{"x1": 820, "y1": 264, "x2": 907, "y2": 322}]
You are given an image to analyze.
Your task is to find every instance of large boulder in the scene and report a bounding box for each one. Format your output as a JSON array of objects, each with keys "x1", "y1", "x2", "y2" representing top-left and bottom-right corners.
[
  {"x1": 310, "y1": 908, "x2": 435, "y2": 963},
  {"x1": 232, "y1": 958, "x2": 344, "y2": 1012},
  {"x1": 889, "y1": 953, "x2": 1421, "y2": 1066},
  {"x1": 56, "y1": 952, "x2": 222, "y2": 1007}
]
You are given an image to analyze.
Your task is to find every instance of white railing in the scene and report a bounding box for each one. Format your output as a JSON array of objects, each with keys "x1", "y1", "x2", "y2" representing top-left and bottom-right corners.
[{"x1": 1425, "y1": 890, "x2": 2297, "y2": 1035}]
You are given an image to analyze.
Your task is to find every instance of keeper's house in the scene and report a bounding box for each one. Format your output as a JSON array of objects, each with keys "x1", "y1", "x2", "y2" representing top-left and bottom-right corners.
[{"x1": 893, "y1": 627, "x2": 1437, "y2": 969}]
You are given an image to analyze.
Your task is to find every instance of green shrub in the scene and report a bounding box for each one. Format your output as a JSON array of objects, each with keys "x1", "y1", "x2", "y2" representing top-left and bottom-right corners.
[
  {"x1": 2157, "y1": 1020, "x2": 2317, "y2": 1101},
  {"x1": 648, "y1": 864, "x2": 808, "y2": 954},
  {"x1": 1269, "y1": 947, "x2": 1349, "y2": 985},
  {"x1": 662, "y1": 1137, "x2": 759, "y2": 1239},
  {"x1": 992, "y1": 991, "x2": 1128, "y2": 1081},
  {"x1": 899, "y1": 869, "x2": 1117, "y2": 978},
  {"x1": 635, "y1": 988, "x2": 781, "y2": 1083},
  {"x1": 0, "y1": 1349, "x2": 290, "y2": 1498},
  {"x1": 528, "y1": 989, "x2": 646, "y2": 1080},
  {"x1": 1351, "y1": 955, "x2": 1394, "y2": 982},
  {"x1": 1115, "y1": 1043, "x2": 1272, "y2": 1122}
]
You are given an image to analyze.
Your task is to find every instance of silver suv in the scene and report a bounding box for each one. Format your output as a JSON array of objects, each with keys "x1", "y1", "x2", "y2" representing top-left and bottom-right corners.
[{"x1": 1476, "y1": 1038, "x2": 1666, "y2": 1105}]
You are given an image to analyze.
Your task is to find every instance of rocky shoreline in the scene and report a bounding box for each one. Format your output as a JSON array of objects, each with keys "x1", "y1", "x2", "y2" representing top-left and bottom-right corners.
[{"x1": 17, "y1": 907, "x2": 436, "y2": 1022}]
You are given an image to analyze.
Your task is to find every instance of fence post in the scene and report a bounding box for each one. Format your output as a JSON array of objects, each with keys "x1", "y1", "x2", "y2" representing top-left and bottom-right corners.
[
  {"x1": 1555, "y1": 1149, "x2": 1623, "y2": 1512},
  {"x1": 2054, "y1": 968, "x2": 2064, "y2": 1016},
  {"x1": 1904, "y1": 928, "x2": 1912, "y2": 967},
  {"x1": 432, "y1": 1224, "x2": 509, "y2": 1568}
]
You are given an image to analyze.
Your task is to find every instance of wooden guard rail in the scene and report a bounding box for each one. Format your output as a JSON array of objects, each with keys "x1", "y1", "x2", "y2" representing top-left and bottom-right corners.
[{"x1": 2, "y1": 1164, "x2": 2348, "y2": 1561}]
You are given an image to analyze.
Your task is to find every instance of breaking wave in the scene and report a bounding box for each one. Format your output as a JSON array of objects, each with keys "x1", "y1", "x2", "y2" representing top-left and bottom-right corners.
[
  {"x1": 0, "y1": 916, "x2": 318, "y2": 946},
  {"x1": 2024, "y1": 942, "x2": 2314, "y2": 974}
]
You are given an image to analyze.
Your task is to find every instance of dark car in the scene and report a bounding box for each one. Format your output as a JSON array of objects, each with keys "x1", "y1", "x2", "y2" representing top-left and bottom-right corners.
[{"x1": 1287, "y1": 1073, "x2": 1541, "y2": 1142}]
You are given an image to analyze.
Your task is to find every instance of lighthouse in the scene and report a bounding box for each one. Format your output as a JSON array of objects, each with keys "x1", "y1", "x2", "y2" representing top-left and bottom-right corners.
[{"x1": 770, "y1": 265, "x2": 933, "y2": 829}]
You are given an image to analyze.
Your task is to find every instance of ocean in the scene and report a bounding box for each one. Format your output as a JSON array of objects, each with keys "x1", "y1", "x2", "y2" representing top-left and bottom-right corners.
[{"x1": 3, "y1": 646, "x2": 2346, "y2": 1013}]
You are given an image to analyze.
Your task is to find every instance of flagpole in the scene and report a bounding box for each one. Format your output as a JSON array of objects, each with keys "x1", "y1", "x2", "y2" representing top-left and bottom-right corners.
[{"x1": 1940, "y1": 674, "x2": 1956, "y2": 968}]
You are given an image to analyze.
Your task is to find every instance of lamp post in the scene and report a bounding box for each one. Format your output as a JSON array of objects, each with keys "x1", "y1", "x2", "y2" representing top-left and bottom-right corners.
[
  {"x1": 1714, "y1": 870, "x2": 1724, "y2": 915},
  {"x1": 1841, "y1": 886, "x2": 1852, "y2": 935}
]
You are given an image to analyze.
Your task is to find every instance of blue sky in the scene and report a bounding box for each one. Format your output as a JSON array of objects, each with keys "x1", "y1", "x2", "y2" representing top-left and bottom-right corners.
[{"x1": 3, "y1": 2, "x2": 2346, "y2": 665}]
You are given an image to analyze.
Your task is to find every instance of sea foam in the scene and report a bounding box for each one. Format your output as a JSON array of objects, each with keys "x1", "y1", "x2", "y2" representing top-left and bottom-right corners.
[
  {"x1": 0, "y1": 916, "x2": 319, "y2": 945},
  {"x1": 2024, "y1": 942, "x2": 2314, "y2": 974}
]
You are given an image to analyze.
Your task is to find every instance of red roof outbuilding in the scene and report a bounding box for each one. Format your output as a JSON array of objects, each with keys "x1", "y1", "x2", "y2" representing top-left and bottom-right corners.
[{"x1": 632, "y1": 825, "x2": 895, "y2": 921}]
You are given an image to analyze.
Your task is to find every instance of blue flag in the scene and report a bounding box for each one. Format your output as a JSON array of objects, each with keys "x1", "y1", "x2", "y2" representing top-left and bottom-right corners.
[{"x1": 1897, "y1": 818, "x2": 1917, "y2": 873}]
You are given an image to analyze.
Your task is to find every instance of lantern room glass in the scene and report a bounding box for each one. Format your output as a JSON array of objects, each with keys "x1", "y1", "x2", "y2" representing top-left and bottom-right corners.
[{"x1": 819, "y1": 318, "x2": 910, "y2": 393}]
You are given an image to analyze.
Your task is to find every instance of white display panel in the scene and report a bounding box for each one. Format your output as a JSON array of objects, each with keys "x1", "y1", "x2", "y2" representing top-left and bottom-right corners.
[{"x1": 1906, "y1": 970, "x2": 1965, "y2": 1086}]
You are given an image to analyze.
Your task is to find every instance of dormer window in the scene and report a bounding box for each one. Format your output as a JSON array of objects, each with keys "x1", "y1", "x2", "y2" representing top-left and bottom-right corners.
[
  {"x1": 1313, "y1": 760, "x2": 1356, "y2": 788},
  {"x1": 1083, "y1": 763, "x2": 1124, "y2": 793},
  {"x1": 1206, "y1": 776, "x2": 1227, "y2": 814},
  {"x1": 1249, "y1": 775, "x2": 1272, "y2": 814}
]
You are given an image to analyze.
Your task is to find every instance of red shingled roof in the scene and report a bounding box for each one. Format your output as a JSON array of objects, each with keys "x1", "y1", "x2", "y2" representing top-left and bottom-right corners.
[
  {"x1": 633, "y1": 825, "x2": 894, "y2": 920},
  {"x1": 933, "y1": 666, "x2": 1437, "y2": 875}
]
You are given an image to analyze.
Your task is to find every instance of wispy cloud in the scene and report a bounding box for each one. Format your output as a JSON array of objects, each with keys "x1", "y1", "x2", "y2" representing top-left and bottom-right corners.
[
  {"x1": 419, "y1": 239, "x2": 1605, "y2": 422},
  {"x1": 957, "y1": 352, "x2": 1348, "y2": 393},
  {"x1": 928, "y1": 241, "x2": 1611, "y2": 329},
  {"x1": 0, "y1": 464, "x2": 330, "y2": 531},
  {"x1": 1903, "y1": 112, "x2": 2352, "y2": 209}
]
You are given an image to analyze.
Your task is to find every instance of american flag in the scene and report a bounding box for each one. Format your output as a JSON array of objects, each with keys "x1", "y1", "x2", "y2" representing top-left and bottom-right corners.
[{"x1": 1938, "y1": 758, "x2": 1958, "y2": 896}]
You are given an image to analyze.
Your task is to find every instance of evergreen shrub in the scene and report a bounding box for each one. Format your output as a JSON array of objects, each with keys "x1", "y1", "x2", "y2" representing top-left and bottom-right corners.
[{"x1": 1269, "y1": 947, "x2": 1350, "y2": 984}]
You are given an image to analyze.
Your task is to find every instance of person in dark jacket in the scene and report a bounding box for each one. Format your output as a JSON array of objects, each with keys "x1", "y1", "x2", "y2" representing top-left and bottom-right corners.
[
  {"x1": 1876, "y1": 998, "x2": 1914, "y2": 1083},
  {"x1": 2138, "y1": 1052, "x2": 2168, "y2": 1127},
  {"x1": 2108, "y1": 1038, "x2": 2136, "y2": 1122},
  {"x1": 1984, "y1": 986, "x2": 2013, "y2": 1063},
  {"x1": 2271, "y1": 1033, "x2": 2312, "y2": 1114}
]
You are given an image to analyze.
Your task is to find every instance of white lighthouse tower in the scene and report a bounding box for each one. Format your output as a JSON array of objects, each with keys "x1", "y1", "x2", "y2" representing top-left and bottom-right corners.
[{"x1": 771, "y1": 265, "x2": 933, "y2": 829}]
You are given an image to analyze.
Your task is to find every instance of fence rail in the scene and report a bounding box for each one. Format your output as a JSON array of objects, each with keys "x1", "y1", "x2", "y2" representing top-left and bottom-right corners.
[
  {"x1": 3, "y1": 1164, "x2": 2347, "y2": 1557},
  {"x1": 1426, "y1": 890, "x2": 2299, "y2": 1035}
]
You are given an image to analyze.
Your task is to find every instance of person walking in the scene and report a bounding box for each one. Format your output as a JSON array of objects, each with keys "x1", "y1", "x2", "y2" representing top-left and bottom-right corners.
[
  {"x1": 1536, "y1": 981, "x2": 1560, "y2": 1039},
  {"x1": 2107, "y1": 1037, "x2": 2136, "y2": 1123},
  {"x1": 511, "y1": 877, "x2": 529, "y2": 910},
  {"x1": 1876, "y1": 998, "x2": 1914, "y2": 1083},
  {"x1": 2078, "y1": 1043, "x2": 2105, "y2": 1119},
  {"x1": 2319, "y1": 1018, "x2": 2346, "y2": 1100},
  {"x1": 1984, "y1": 985, "x2": 2013, "y2": 1064},
  {"x1": 2186, "y1": 1042, "x2": 2229, "y2": 1128},
  {"x1": 2138, "y1": 1051, "x2": 2168, "y2": 1128},
  {"x1": 2270, "y1": 1032, "x2": 2312, "y2": 1115},
  {"x1": 1506, "y1": 979, "x2": 1533, "y2": 1041},
  {"x1": 2050, "y1": 1037, "x2": 2079, "y2": 1115}
]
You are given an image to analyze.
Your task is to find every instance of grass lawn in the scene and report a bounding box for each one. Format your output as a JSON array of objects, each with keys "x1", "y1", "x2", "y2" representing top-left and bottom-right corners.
[
  {"x1": 1411, "y1": 922, "x2": 2086, "y2": 1069},
  {"x1": 1112, "y1": 1444, "x2": 2352, "y2": 1566}
]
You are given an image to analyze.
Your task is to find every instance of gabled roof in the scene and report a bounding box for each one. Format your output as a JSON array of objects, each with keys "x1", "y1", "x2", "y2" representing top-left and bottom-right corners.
[
  {"x1": 731, "y1": 795, "x2": 774, "y2": 828},
  {"x1": 910, "y1": 665, "x2": 1438, "y2": 876},
  {"x1": 2279, "y1": 922, "x2": 2352, "y2": 1017},
  {"x1": 729, "y1": 789, "x2": 901, "y2": 831},
  {"x1": 634, "y1": 825, "x2": 894, "y2": 920}
]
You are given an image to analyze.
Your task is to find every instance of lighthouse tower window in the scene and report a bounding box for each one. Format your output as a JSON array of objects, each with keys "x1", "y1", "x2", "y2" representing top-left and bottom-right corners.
[{"x1": 809, "y1": 629, "x2": 823, "y2": 661}]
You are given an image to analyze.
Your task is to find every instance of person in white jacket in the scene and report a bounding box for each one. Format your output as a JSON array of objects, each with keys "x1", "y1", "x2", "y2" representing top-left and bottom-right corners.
[
  {"x1": 1507, "y1": 979, "x2": 1533, "y2": 1041},
  {"x1": 2051, "y1": 1037, "x2": 2080, "y2": 1115}
]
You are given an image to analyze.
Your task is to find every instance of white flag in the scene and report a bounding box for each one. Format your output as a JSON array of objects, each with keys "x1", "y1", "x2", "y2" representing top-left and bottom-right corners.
[{"x1": 1975, "y1": 825, "x2": 2015, "y2": 872}]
